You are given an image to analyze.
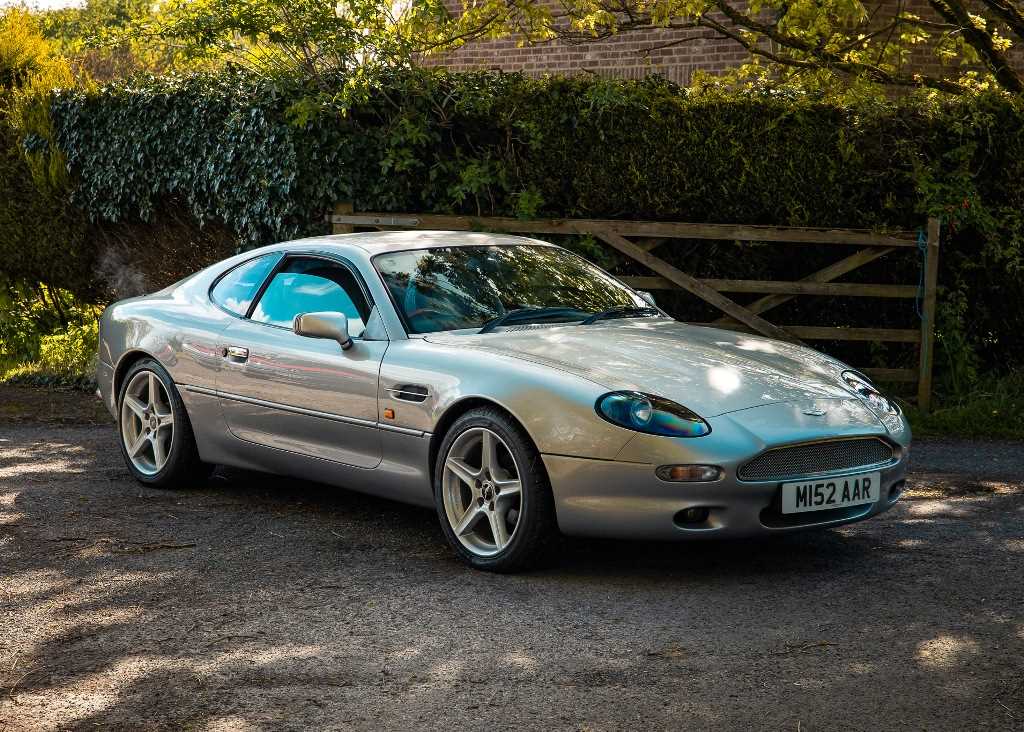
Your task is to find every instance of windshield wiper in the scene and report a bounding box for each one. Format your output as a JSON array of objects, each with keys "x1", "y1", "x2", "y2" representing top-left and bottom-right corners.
[
  {"x1": 580, "y1": 306, "x2": 659, "y2": 325},
  {"x1": 478, "y1": 306, "x2": 584, "y2": 334}
]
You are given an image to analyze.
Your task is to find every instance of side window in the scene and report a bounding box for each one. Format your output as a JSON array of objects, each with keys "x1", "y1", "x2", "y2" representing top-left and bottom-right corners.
[
  {"x1": 211, "y1": 253, "x2": 281, "y2": 316},
  {"x1": 251, "y1": 256, "x2": 371, "y2": 337}
]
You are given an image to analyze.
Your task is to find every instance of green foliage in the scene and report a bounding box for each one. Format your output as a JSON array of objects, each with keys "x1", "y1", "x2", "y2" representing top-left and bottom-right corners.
[
  {"x1": 441, "y1": 0, "x2": 1024, "y2": 95},
  {"x1": 0, "y1": 287, "x2": 98, "y2": 361},
  {"x1": 906, "y1": 370, "x2": 1024, "y2": 440},
  {"x1": 0, "y1": 288, "x2": 56, "y2": 363},
  {"x1": 37, "y1": 320, "x2": 98, "y2": 378},
  {"x1": 0, "y1": 7, "x2": 50, "y2": 88},
  {"x1": 103, "y1": 0, "x2": 452, "y2": 80},
  {"x1": 37, "y1": 0, "x2": 168, "y2": 79},
  {"x1": 40, "y1": 0, "x2": 153, "y2": 53},
  {"x1": 0, "y1": 7, "x2": 94, "y2": 298},
  {"x1": 46, "y1": 69, "x2": 1024, "y2": 380},
  {"x1": 0, "y1": 287, "x2": 99, "y2": 389},
  {"x1": 0, "y1": 118, "x2": 91, "y2": 294},
  {"x1": 52, "y1": 71, "x2": 324, "y2": 247}
]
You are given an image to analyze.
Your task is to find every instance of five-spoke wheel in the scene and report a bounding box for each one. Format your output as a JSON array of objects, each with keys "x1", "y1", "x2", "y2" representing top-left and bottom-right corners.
[
  {"x1": 117, "y1": 358, "x2": 210, "y2": 488},
  {"x1": 435, "y1": 407, "x2": 557, "y2": 572},
  {"x1": 442, "y1": 427, "x2": 523, "y2": 556},
  {"x1": 120, "y1": 370, "x2": 175, "y2": 475}
]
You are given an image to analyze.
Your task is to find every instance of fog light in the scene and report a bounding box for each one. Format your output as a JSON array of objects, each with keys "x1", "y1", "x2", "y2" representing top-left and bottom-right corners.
[
  {"x1": 675, "y1": 507, "x2": 711, "y2": 525},
  {"x1": 656, "y1": 465, "x2": 722, "y2": 482}
]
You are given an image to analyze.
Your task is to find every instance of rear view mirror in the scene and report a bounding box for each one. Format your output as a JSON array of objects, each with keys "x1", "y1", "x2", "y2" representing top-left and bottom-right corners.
[{"x1": 293, "y1": 311, "x2": 353, "y2": 351}]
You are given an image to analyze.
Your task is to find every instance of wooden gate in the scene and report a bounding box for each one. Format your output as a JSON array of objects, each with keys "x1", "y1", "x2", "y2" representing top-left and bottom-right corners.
[{"x1": 328, "y1": 205, "x2": 940, "y2": 411}]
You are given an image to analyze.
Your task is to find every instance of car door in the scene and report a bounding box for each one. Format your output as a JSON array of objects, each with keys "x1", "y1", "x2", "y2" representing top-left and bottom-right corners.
[{"x1": 215, "y1": 253, "x2": 387, "y2": 469}]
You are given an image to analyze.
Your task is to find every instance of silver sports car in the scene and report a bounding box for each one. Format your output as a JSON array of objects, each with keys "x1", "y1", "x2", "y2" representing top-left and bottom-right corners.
[{"x1": 97, "y1": 231, "x2": 910, "y2": 571}]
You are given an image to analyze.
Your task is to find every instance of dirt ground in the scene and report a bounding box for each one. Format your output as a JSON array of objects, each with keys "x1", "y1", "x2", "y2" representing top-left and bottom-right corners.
[{"x1": 1, "y1": 384, "x2": 1022, "y2": 731}]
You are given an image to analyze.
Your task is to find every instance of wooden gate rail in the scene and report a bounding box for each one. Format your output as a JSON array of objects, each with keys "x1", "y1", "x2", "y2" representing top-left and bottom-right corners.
[{"x1": 328, "y1": 206, "x2": 940, "y2": 411}]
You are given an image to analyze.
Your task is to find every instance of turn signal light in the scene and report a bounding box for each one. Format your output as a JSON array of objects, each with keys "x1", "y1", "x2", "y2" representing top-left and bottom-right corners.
[{"x1": 656, "y1": 465, "x2": 723, "y2": 482}]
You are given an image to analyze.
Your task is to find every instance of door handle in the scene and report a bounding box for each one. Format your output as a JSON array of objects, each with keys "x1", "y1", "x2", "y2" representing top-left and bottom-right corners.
[{"x1": 224, "y1": 345, "x2": 249, "y2": 363}]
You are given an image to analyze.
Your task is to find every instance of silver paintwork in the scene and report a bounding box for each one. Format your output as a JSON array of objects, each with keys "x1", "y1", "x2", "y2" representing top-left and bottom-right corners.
[
  {"x1": 97, "y1": 231, "x2": 911, "y2": 540},
  {"x1": 293, "y1": 311, "x2": 354, "y2": 350}
]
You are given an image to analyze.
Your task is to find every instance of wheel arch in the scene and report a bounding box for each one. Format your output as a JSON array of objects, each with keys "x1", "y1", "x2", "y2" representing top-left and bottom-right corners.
[
  {"x1": 428, "y1": 396, "x2": 540, "y2": 482},
  {"x1": 113, "y1": 350, "x2": 157, "y2": 403}
]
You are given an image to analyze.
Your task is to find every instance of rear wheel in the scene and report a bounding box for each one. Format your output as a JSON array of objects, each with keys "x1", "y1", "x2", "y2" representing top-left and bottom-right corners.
[
  {"x1": 117, "y1": 358, "x2": 211, "y2": 488},
  {"x1": 434, "y1": 407, "x2": 558, "y2": 572}
]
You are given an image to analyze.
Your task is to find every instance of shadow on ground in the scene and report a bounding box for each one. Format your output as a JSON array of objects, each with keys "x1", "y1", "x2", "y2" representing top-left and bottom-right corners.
[{"x1": 1, "y1": 421, "x2": 1022, "y2": 730}]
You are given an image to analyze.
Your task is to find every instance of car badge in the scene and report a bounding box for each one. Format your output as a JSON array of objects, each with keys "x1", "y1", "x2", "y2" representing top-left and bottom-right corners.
[{"x1": 802, "y1": 404, "x2": 829, "y2": 417}]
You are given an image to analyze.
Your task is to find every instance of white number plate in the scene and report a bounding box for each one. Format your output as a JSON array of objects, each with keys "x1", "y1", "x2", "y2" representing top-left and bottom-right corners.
[{"x1": 781, "y1": 471, "x2": 881, "y2": 514}]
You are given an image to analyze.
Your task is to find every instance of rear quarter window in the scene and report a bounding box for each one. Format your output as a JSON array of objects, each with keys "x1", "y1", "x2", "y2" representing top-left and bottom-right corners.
[{"x1": 210, "y1": 253, "x2": 281, "y2": 316}]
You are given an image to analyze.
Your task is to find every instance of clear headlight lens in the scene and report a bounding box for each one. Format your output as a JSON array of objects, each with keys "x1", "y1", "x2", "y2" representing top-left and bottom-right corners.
[
  {"x1": 596, "y1": 391, "x2": 711, "y2": 437},
  {"x1": 842, "y1": 371, "x2": 901, "y2": 416}
]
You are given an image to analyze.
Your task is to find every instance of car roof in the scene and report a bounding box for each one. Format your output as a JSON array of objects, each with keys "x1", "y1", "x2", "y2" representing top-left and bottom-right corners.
[{"x1": 279, "y1": 230, "x2": 551, "y2": 257}]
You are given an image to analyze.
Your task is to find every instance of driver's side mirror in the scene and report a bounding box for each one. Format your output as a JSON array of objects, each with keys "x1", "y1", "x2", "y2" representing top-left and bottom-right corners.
[{"x1": 293, "y1": 311, "x2": 353, "y2": 351}]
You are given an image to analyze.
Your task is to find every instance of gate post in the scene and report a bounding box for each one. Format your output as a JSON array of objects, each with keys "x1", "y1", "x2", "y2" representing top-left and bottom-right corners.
[
  {"x1": 332, "y1": 202, "x2": 354, "y2": 234},
  {"x1": 917, "y1": 217, "x2": 941, "y2": 412}
]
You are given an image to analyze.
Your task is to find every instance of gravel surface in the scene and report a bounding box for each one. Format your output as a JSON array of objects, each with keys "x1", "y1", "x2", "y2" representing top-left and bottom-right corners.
[{"x1": 1, "y1": 386, "x2": 1022, "y2": 731}]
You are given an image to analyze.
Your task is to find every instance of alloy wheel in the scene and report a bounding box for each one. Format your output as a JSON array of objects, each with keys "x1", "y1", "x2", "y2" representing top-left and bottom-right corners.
[
  {"x1": 120, "y1": 370, "x2": 175, "y2": 476},
  {"x1": 442, "y1": 427, "x2": 523, "y2": 557}
]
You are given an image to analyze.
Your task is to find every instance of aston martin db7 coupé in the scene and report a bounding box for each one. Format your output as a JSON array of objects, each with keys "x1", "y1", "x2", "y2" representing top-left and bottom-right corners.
[{"x1": 97, "y1": 231, "x2": 910, "y2": 571}]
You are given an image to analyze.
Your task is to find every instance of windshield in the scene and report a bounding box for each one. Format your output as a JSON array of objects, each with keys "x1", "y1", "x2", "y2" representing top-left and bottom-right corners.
[{"x1": 374, "y1": 244, "x2": 653, "y2": 334}]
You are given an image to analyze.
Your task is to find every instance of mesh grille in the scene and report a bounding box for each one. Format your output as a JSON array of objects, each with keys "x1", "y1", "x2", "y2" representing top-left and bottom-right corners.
[{"x1": 739, "y1": 438, "x2": 894, "y2": 481}]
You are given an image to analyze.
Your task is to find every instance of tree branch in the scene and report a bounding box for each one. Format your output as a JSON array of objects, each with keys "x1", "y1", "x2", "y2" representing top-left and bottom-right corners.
[
  {"x1": 927, "y1": 0, "x2": 1024, "y2": 91},
  {"x1": 976, "y1": 0, "x2": 1024, "y2": 43},
  {"x1": 698, "y1": 10, "x2": 966, "y2": 93}
]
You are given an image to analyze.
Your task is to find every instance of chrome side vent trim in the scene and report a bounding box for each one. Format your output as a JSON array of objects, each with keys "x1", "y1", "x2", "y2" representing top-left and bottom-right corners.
[{"x1": 388, "y1": 384, "x2": 429, "y2": 403}]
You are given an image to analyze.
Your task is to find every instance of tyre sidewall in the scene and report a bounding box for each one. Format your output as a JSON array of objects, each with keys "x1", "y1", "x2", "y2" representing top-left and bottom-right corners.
[
  {"x1": 117, "y1": 358, "x2": 194, "y2": 487},
  {"x1": 433, "y1": 408, "x2": 551, "y2": 572}
]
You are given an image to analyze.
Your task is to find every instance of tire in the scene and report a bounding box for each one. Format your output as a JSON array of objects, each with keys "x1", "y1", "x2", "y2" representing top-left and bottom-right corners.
[
  {"x1": 434, "y1": 406, "x2": 558, "y2": 572},
  {"x1": 116, "y1": 358, "x2": 212, "y2": 489}
]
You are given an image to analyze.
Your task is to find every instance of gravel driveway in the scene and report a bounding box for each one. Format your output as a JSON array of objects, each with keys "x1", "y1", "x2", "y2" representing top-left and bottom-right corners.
[{"x1": 1, "y1": 385, "x2": 1022, "y2": 731}]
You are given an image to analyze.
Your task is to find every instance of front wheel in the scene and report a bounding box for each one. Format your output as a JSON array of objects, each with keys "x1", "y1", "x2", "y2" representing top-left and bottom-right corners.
[
  {"x1": 434, "y1": 407, "x2": 558, "y2": 572},
  {"x1": 117, "y1": 358, "x2": 211, "y2": 488}
]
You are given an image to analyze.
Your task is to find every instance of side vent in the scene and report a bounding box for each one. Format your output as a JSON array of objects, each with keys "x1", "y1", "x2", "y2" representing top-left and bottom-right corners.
[{"x1": 389, "y1": 384, "x2": 429, "y2": 403}]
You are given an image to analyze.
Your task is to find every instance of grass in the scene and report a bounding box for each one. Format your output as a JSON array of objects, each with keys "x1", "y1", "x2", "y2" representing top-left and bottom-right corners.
[{"x1": 904, "y1": 371, "x2": 1024, "y2": 440}]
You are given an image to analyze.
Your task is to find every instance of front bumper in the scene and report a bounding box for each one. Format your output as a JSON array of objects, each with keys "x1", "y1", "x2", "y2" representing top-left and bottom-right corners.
[
  {"x1": 545, "y1": 396, "x2": 911, "y2": 540},
  {"x1": 544, "y1": 450, "x2": 907, "y2": 540}
]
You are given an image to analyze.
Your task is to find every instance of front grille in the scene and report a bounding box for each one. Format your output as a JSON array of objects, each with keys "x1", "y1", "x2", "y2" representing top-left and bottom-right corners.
[{"x1": 739, "y1": 438, "x2": 895, "y2": 482}]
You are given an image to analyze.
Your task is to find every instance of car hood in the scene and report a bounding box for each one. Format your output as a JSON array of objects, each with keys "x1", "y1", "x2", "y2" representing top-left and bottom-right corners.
[{"x1": 424, "y1": 318, "x2": 858, "y2": 418}]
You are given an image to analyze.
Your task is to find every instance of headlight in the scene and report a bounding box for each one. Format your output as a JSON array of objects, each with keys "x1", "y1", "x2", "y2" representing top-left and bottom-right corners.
[
  {"x1": 842, "y1": 371, "x2": 900, "y2": 416},
  {"x1": 596, "y1": 391, "x2": 711, "y2": 437}
]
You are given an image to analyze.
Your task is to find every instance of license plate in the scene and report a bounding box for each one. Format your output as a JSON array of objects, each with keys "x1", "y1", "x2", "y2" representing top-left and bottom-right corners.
[{"x1": 780, "y1": 471, "x2": 881, "y2": 514}]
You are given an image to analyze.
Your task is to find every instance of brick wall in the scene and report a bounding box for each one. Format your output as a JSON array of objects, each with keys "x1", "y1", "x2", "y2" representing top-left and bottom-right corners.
[
  {"x1": 421, "y1": 0, "x2": 1024, "y2": 87},
  {"x1": 422, "y1": 26, "x2": 751, "y2": 86}
]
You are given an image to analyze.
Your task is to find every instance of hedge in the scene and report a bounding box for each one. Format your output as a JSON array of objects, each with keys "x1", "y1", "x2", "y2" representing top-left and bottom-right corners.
[
  {"x1": 38, "y1": 69, "x2": 1024, "y2": 381},
  {"x1": 0, "y1": 116, "x2": 92, "y2": 295}
]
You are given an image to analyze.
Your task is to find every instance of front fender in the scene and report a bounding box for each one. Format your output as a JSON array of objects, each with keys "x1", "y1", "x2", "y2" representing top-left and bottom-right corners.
[{"x1": 379, "y1": 339, "x2": 634, "y2": 459}]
